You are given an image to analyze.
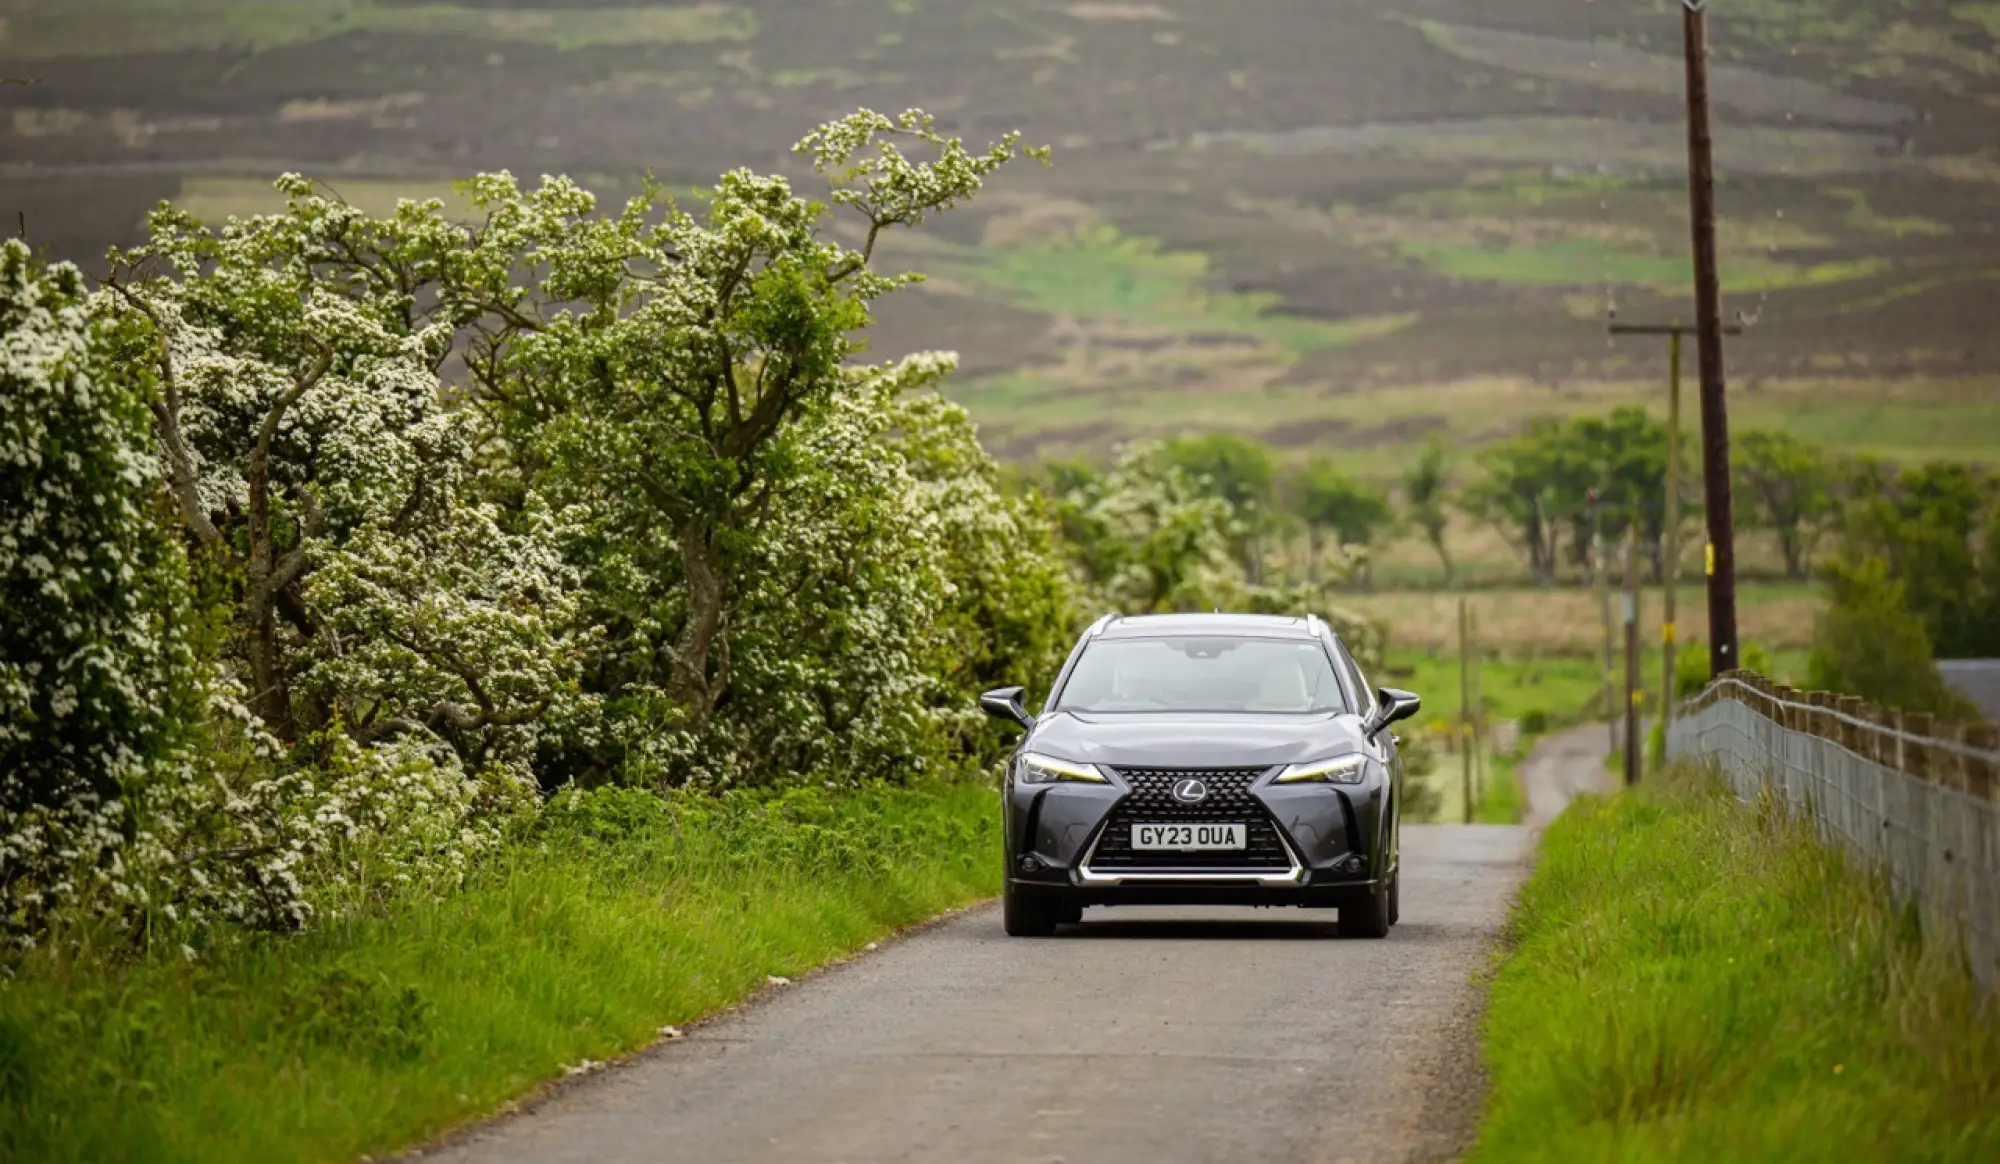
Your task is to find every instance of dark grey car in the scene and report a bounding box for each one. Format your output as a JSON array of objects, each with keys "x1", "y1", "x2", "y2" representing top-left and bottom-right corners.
[{"x1": 978, "y1": 612, "x2": 1422, "y2": 938}]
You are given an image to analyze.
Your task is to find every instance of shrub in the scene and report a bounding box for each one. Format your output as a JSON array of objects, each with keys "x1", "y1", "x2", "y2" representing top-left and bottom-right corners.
[
  {"x1": 1807, "y1": 555, "x2": 1977, "y2": 718},
  {"x1": 0, "y1": 241, "x2": 196, "y2": 943}
]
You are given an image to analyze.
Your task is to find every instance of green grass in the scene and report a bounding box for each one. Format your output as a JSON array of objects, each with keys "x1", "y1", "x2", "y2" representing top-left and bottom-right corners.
[
  {"x1": 0, "y1": 1, "x2": 758, "y2": 60},
  {"x1": 1474, "y1": 751, "x2": 1525, "y2": 824},
  {"x1": 1383, "y1": 648, "x2": 1610, "y2": 733},
  {"x1": 1419, "y1": 745, "x2": 1526, "y2": 825},
  {"x1": 1394, "y1": 237, "x2": 1890, "y2": 292},
  {"x1": 1472, "y1": 771, "x2": 2000, "y2": 1163},
  {"x1": 0, "y1": 781, "x2": 1000, "y2": 1164},
  {"x1": 961, "y1": 225, "x2": 1415, "y2": 356}
]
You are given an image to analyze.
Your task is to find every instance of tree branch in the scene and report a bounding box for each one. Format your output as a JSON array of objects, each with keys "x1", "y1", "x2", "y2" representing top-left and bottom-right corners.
[{"x1": 108, "y1": 281, "x2": 225, "y2": 551}]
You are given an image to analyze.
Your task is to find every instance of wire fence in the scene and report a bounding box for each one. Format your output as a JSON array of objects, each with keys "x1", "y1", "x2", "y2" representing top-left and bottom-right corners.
[{"x1": 1667, "y1": 672, "x2": 2000, "y2": 989}]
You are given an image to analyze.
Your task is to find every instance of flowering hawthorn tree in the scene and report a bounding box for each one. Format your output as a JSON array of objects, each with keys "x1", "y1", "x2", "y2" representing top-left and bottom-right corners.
[
  {"x1": 0, "y1": 241, "x2": 195, "y2": 938},
  {"x1": 483, "y1": 110, "x2": 1049, "y2": 733},
  {"x1": 3, "y1": 106, "x2": 1081, "y2": 944},
  {"x1": 100, "y1": 204, "x2": 582, "y2": 774}
]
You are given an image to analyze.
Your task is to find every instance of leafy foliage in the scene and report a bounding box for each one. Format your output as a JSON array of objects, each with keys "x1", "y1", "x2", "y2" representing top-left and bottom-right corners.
[
  {"x1": 1402, "y1": 437, "x2": 1454, "y2": 584},
  {"x1": 1804, "y1": 458, "x2": 1997, "y2": 717},
  {"x1": 1293, "y1": 459, "x2": 1393, "y2": 586},
  {"x1": 1458, "y1": 408, "x2": 1679, "y2": 586},
  {"x1": 0, "y1": 241, "x2": 195, "y2": 939},
  {"x1": 1806, "y1": 557, "x2": 1975, "y2": 717},
  {"x1": 1734, "y1": 429, "x2": 1837, "y2": 580},
  {"x1": 1, "y1": 109, "x2": 1079, "y2": 950}
]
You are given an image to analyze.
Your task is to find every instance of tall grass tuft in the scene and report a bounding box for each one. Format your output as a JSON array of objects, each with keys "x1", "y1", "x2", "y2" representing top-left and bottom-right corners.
[{"x1": 1472, "y1": 766, "x2": 2000, "y2": 1162}]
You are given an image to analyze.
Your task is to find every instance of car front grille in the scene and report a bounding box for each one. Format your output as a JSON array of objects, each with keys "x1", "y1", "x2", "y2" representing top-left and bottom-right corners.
[{"x1": 1086, "y1": 767, "x2": 1294, "y2": 871}]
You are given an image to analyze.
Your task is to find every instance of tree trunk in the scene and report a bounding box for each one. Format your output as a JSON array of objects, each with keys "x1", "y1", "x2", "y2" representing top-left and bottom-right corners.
[
  {"x1": 671, "y1": 517, "x2": 729, "y2": 725},
  {"x1": 1430, "y1": 531, "x2": 1454, "y2": 587},
  {"x1": 244, "y1": 474, "x2": 292, "y2": 740},
  {"x1": 1780, "y1": 527, "x2": 1806, "y2": 580},
  {"x1": 245, "y1": 593, "x2": 291, "y2": 739}
]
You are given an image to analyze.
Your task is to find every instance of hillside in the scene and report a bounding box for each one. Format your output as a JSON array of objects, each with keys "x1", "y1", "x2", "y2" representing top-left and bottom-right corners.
[{"x1": 4, "y1": 0, "x2": 1998, "y2": 466}]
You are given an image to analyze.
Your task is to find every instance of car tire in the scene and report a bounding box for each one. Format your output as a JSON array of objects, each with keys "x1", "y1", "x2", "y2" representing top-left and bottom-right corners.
[
  {"x1": 1053, "y1": 901, "x2": 1084, "y2": 926},
  {"x1": 1387, "y1": 868, "x2": 1400, "y2": 927},
  {"x1": 1339, "y1": 885, "x2": 1391, "y2": 939},
  {"x1": 1003, "y1": 880, "x2": 1059, "y2": 937}
]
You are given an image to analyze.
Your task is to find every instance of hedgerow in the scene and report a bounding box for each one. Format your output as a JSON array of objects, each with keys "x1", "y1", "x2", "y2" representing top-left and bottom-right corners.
[{"x1": 2, "y1": 107, "x2": 1385, "y2": 958}]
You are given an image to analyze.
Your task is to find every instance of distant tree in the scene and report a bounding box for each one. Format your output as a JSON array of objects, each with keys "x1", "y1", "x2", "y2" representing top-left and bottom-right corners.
[
  {"x1": 1160, "y1": 433, "x2": 1276, "y2": 511},
  {"x1": 1561, "y1": 408, "x2": 1675, "y2": 583},
  {"x1": 1458, "y1": 419, "x2": 1573, "y2": 586},
  {"x1": 1293, "y1": 459, "x2": 1392, "y2": 586},
  {"x1": 1054, "y1": 441, "x2": 1248, "y2": 613},
  {"x1": 1159, "y1": 433, "x2": 1278, "y2": 580},
  {"x1": 1457, "y1": 408, "x2": 1675, "y2": 586},
  {"x1": 1402, "y1": 437, "x2": 1453, "y2": 584},
  {"x1": 1834, "y1": 461, "x2": 2000, "y2": 659},
  {"x1": 1807, "y1": 555, "x2": 1978, "y2": 718},
  {"x1": 1735, "y1": 429, "x2": 1835, "y2": 580}
]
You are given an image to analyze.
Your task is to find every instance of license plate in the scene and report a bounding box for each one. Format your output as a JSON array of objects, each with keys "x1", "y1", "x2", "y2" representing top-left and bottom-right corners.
[{"x1": 1131, "y1": 823, "x2": 1246, "y2": 851}]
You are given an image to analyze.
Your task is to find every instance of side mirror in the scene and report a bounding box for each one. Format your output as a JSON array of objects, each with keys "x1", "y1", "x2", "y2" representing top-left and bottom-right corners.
[
  {"x1": 1368, "y1": 687, "x2": 1421, "y2": 739},
  {"x1": 979, "y1": 685, "x2": 1036, "y2": 731}
]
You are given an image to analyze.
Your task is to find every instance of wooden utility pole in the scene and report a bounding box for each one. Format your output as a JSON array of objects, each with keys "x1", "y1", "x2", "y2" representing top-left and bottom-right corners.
[
  {"x1": 1663, "y1": 331, "x2": 1682, "y2": 747},
  {"x1": 1622, "y1": 525, "x2": 1643, "y2": 786},
  {"x1": 1608, "y1": 321, "x2": 1744, "y2": 739},
  {"x1": 1470, "y1": 605, "x2": 1484, "y2": 808},
  {"x1": 1681, "y1": 0, "x2": 1740, "y2": 679},
  {"x1": 1459, "y1": 597, "x2": 1473, "y2": 825},
  {"x1": 1591, "y1": 488, "x2": 1617, "y2": 754}
]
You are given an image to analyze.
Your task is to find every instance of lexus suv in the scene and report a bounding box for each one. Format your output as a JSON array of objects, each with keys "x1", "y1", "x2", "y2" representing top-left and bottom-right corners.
[{"x1": 978, "y1": 612, "x2": 1421, "y2": 938}]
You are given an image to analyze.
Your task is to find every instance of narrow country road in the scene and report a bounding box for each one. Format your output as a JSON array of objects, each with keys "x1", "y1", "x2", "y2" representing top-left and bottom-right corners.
[
  {"x1": 1519, "y1": 723, "x2": 1622, "y2": 827},
  {"x1": 421, "y1": 825, "x2": 1530, "y2": 1164}
]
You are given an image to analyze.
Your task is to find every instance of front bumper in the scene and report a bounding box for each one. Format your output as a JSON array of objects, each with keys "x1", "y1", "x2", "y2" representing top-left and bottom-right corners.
[
  {"x1": 1007, "y1": 763, "x2": 1392, "y2": 900},
  {"x1": 1008, "y1": 873, "x2": 1390, "y2": 910}
]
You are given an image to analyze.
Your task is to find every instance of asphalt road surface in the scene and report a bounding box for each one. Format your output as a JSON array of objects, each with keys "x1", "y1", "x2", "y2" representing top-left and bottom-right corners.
[
  {"x1": 423, "y1": 824, "x2": 1531, "y2": 1164},
  {"x1": 1519, "y1": 723, "x2": 1623, "y2": 828}
]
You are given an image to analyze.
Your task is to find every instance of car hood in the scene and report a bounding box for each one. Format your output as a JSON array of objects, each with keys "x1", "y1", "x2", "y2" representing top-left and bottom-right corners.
[{"x1": 1025, "y1": 710, "x2": 1371, "y2": 770}]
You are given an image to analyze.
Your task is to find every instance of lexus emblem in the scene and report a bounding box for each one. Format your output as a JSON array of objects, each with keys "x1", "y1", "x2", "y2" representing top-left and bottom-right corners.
[{"x1": 1171, "y1": 778, "x2": 1210, "y2": 805}]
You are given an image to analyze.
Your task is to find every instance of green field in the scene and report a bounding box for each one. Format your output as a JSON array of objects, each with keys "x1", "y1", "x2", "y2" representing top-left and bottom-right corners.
[{"x1": 1472, "y1": 769, "x2": 2000, "y2": 1162}]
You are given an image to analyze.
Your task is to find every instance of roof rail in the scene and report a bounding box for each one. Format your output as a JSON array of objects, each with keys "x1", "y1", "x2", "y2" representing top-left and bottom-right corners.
[
  {"x1": 1305, "y1": 613, "x2": 1326, "y2": 639},
  {"x1": 1085, "y1": 612, "x2": 1119, "y2": 638}
]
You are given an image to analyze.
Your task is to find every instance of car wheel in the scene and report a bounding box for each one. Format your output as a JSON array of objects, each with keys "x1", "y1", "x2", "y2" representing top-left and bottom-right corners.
[
  {"x1": 1387, "y1": 868, "x2": 1400, "y2": 927},
  {"x1": 1003, "y1": 879, "x2": 1058, "y2": 937},
  {"x1": 1339, "y1": 885, "x2": 1391, "y2": 939},
  {"x1": 1053, "y1": 901, "x2": 1083, "y2": 926}
]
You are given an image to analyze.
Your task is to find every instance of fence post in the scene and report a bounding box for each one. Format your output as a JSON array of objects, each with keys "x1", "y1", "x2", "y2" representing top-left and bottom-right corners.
[
  {"x1": 1836, "y1": 696, "x2": 1863, "y2": 752},
  {"x1": 1964, "y1": 724, "x2": 1998, "y2": 802},
  {"x1": 1905, "y1": 713, "x2": 1934, "y2": 781},
  {"x1": 1965, "y1": 723, "x2": 2000, "y2": 991},
  {"x1": 1942, "y1": 723, "x2": 1969, "y2": 795}
]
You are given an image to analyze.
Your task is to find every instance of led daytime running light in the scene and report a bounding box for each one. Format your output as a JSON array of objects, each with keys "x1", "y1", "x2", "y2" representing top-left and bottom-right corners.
[
  {"x1": 1018, "y1": 753, "x2": 1109, "y2": 785},
  {"x1": 1274, "y1": 754, "x2": 1369, "y2": 785}
]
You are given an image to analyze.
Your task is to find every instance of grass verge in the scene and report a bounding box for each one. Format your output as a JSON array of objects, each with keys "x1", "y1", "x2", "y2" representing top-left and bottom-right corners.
[
  {"x1": 1471, "y1": 770, "x2": 2000, "y2": 1162},
  {"x1": 0, "y1": 781, "x2": 1000, "y2": 1164}
]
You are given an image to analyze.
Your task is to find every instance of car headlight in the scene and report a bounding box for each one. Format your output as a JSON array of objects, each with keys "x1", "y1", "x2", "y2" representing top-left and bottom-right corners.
[
  {"x1": 1017, "y1": 753, "x2": 1109, "y2": 785},
  {"x1": 1273, "y1": 754, "x2": 1370, "y2": 785}
]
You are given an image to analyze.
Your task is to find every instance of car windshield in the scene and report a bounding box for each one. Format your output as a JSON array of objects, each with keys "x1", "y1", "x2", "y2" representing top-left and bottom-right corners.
[{"x1": 1053, "y1": 636, "x2": 1349, "y2": 714}]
